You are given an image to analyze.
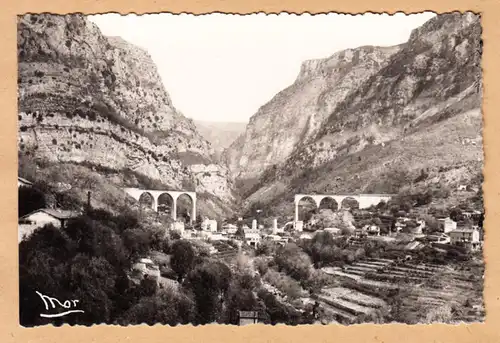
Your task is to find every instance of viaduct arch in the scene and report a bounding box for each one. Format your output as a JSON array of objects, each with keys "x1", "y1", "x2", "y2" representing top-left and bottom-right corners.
[
  {"x1": 294, "y1": 193, "x2": 394, "y2": 222},
  {"x1": 124, "y1": 188, "x2": 197, "y2": 223}
]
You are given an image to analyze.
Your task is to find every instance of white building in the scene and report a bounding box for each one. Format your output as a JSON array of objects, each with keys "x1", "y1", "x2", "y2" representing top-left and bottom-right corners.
[
  {"x1": 222, "y1": 223, "x2": 238, "y2": 234},
  {"x1": 427, "y1": 233, "x2": 451, "y2": 244},
  {"x1": 324, "y1": 227, "x2": 342, "y2": 236},
  {"x1": 210, "y1": 232, "x2": 229, "y2": 241},
  {"x1": 299, "y1": 233, "x2": 314, "y2": 240},
  {"x1": 18, "y1": 208, "x2": 80, "y2": 242},
  {"x1": 201, "y1": 218, "x2": 218, "y2": 232},
  {"x1": 18, "y1": 176, "x2": 33, "y2": 188},
  {"x1": 439, "y1": 217, "x2": 457, "y2": 233},
  {"x1": 244, "y1": 228, "x2": 261, "y2": 248},
  {"x1": 449, "y1": 228, "x2": 481, "y2": 250},
  {"x1": 131, "y1": 258, "x2": 161, "y2": 283},
  {"x1": 171, "y1": 220, "x2": 185, "y2": 235},
  {"x1": 365, "y1": 225, "x2": 380, "y2": 236}
]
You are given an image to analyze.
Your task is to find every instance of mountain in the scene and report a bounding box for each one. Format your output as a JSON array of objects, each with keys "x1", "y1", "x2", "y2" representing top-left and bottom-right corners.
[
  {"x1": 194, "y1": 120, "x2": 247, "y2": 161},
  {"x1": 224, "y1": 44, "x2": 402, "y2": 183},
  {"x1": 225, "y1": 12, "x2": 483, "y2": 219},
  {"x1": 17, "y1": 14, "x2": 235, "y2": 218}
]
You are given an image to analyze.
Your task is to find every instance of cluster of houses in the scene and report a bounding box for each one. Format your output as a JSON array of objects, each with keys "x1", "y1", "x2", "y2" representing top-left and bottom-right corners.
[
  {"x1": 174, "y1": 217, "x2": 294, "y2": 248},
  {"x1": 427, "y1": 216, "x2": 482, "y2": 251},
  {"x1": 157, "y1": 206, "x2": 484, "y2": 254},
  {"x1": 346, "y1": 213, "x2": 483, "y2": 252},
  {"x1": 18, "y1": 174, "x2": 484, "y2": 254}
]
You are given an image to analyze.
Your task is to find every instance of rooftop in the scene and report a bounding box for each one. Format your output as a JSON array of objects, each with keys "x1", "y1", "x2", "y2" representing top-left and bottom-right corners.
[
  {"x1": 18, "y1": 176, "x2": 33, "y2": 185},
  {"x1": 449, "y1": 228, "x2": 478, "y2": 233},
  {"x1": 21, "y1": 208, "x2": 81, "y2": 220}
]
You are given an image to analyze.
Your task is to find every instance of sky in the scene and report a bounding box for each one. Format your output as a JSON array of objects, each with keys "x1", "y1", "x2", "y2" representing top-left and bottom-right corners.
[{"x1": 88, "y1": 12, "x2": 436, "y2": 123}]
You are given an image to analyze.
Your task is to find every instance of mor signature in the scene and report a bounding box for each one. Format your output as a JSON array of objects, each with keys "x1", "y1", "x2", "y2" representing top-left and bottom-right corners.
[{"x1": 36, "y1": 291, "x2": 85, "y2": 318}]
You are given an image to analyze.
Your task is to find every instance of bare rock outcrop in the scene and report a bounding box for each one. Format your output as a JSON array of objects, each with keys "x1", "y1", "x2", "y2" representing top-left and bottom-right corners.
[{"x1": 17, "y1": 14, "x2": 235, "y2": 217}]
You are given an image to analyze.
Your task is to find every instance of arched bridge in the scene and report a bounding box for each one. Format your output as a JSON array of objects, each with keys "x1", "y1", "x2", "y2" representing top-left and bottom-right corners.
[
  {"x1": 294, "y1": 193, "x2": 394, "y2": 222},
  {"x1": 124, "y1": 188, "x2": 196, "y2": 223}
]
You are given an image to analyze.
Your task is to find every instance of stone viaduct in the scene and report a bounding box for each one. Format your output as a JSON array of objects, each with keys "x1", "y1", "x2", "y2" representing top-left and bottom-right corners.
[
  {"x1": 124, "y1": 188, "x2": 196, "y2": 223},
  {"x1": 294, "y1": 193, "x2": 394, "y2": 222}
]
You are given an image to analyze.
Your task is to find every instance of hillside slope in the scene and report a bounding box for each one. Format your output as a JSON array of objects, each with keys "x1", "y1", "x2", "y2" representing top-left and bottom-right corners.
[
  {"x1": 236, "y1": 12, "x2": 483, "y2": 218},
  {"x1": 224, "y1": 44, "x2": 402, "y2": 182},
  {"x1": 17, "y1": 14, "x2": 235, "y2": 218}
]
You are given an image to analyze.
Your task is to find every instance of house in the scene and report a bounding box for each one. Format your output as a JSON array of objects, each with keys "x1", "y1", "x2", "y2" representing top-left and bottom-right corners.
[
  {"x1": 405, "y1": 219, "x2": 425, "y2": 235},
  {"x1": 364, "y1": 225, "x2": 380, "y2": 236},
  {"x1": 222, "y1": 223, "x2": 238, "y2": 235},
  {"x1": 210, "y1": 232, "x2": 229, "y2": 241},
  {"x1": 353, "y1": 228, "x2": 367, "y2": 238},
  {"x1": 265, "y1": 234, "x2": 282, "y2": 241},
  {"x1": 394, "y1": 221, "x2": 405, "y2": 233},
  {"x1": 449, "y1": 228, "x2": 481, "y2": 251},
  {"x1": 171, "y1": 220, "x2": 185, "y2": 235},
  {"x1": 438, "y1": 217, "x2": 457, "y2": 233},
  {"x1": 223, "y1": 223, "x2": 237, "y2": 230},
  {"x1": 299, "y1": 233, "x2": 314, "y2": 240},
  {"x1": 18, "y1": 208, "x2": 80, "y2": 242},
  {"x1": 427, "y1": 233, "x2": 451, "y2": 244},
  {"x1": 324, "y1": 227, "x2": 342, "y2": 236},
  {"x1": 201, "y1": 218, "x2": 217, "y2": 232},
  {"x1": 244, "y1": 228, "x2": 261, "y2": 248},
  {"x1": 18, "y1": 176, "x2": 33, "y2": 188},
  {"x1": 198, "y1": 230, "x2": 213, "y2": 241},
  {"x1": 294, "y1": 221, "x2": 304, "y2": 232},
  {"x1": 238, "y1": 311, "x2": 259, "y2": 326},
  {"x1": 131, "y1": 258, "x2": 161, "y2": 283}
]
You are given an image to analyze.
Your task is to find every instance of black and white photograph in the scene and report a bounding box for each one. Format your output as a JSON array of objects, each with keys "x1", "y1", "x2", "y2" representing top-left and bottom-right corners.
[{"x1": 17, "y1": 11, "x2": 484, "y2": 326}]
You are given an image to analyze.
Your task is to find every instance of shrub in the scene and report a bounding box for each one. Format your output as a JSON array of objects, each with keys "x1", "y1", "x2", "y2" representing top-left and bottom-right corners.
[
  {"x1": 274, "y1": 243, "x2": 312, "y2": 280},
  {"x1": 263, "y1": 269, "x2": 303, "y2": 300},
  {"x1": 18, "y1": 185, "x2": 46, "y2": 217}
]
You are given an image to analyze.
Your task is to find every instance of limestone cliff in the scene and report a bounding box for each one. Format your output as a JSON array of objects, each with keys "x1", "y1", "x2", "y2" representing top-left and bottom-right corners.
[
  {"x1": 17, "y1": 14, "x2": 235, "y2": 217},
  {"x1": 234, "y1": 13, "x2": 483, "y2": 218},
  {"x1": 224, "y1": 44, "x2": 402, "y2": 181}
]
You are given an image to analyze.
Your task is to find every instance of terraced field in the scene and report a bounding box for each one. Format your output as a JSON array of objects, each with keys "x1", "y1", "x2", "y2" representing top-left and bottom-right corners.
[
  {"x1": 211, "y1": 241, "x2": 239, "y2": 262},
  {"x1": 318, "y1": 257, "x2": 484, "y2": 324}
]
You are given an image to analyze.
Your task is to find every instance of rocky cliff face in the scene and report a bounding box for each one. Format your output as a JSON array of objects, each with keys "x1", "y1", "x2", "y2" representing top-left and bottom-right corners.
[
  {"x1": 17, "y1": 14, "x2": 235, "y2": 217},
  {"x1": 224, "y1": 43, "x2": 402, "y2": 181},
  {"x1": 232, "y1": 13, "x2": 483, "y2": 217}
]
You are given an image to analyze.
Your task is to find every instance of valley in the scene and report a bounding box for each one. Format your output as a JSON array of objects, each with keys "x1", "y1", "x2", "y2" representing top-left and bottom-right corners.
[{"x1": 17, "y1": 12, "x2": 484, "y2": 327}]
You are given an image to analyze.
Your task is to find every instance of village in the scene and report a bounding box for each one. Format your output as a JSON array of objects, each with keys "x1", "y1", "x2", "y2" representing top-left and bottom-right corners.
[
  {"x1": 18, "y1": 174, "x2": 485, "y2": 325},
  {"x1": 19, "y1": 174, "x2": 483, "y2": 255}
]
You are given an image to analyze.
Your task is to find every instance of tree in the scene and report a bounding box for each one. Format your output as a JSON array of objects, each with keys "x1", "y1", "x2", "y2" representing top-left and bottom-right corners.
[
  {"x1": 376, "y1": 201, "x2": 387, "y2": 211},
  {"x1": 274, "y1": 243, "x2": 312, "y2": 281},
  {"x1": 222, "y1": 268, "x2": 260, "y2": 324},
  {"x1": 119, "y1": 288, "x2": 195, "y2": 326},
  {"x1": 194, "y1": 214, "x2": 203, "y2": 231},
  {"x1": 257, "y1": 289, "x2": 303, "y2": 325},
  {"x1": 18, "y1": 185, "x2": 46, "y2": 217},
  {"x1": 170, "y1": 240, "x2": 196, "y2": 282},
  {"x1": 185, "y1": 260, "x2": 232, "y2": 324},
  {"x1": 422, "y1": 215, "x2": 440, "y2": 234},
  {"x1": 449, "y1": 207, "x2": 463, "y2": 222},
  {"x1": 235, "y1": 221, "x2": 245, "y2": 239}
]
